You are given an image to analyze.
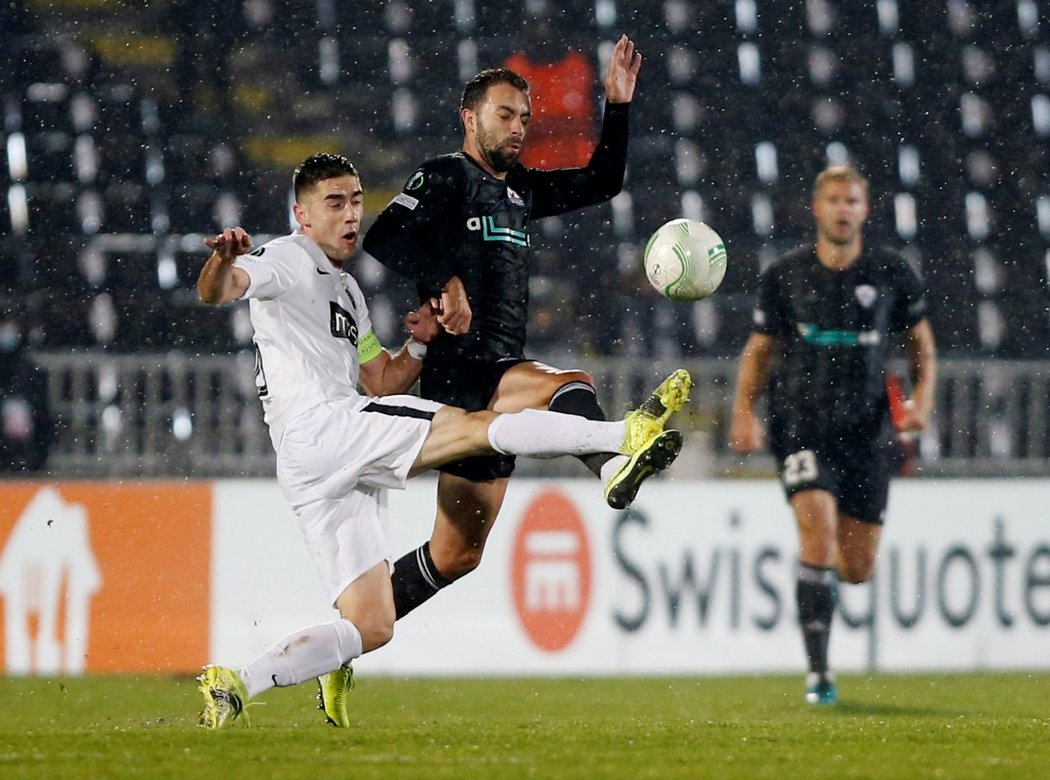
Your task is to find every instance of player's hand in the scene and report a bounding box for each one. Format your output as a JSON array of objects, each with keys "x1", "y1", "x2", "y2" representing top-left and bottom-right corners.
[
  {"x1": 404, "y1": 300, "x2": 441, "y2": 344},
  {"x1": 894, "y1": 398, "x2": 929, "y2": 442},
  {"x1": 605, "y1": 34, "x2": 642, "y2": 104},
  {"x1": 729, "y1": 409, "x2": 765, "y2": 453},
  {"x1": 204, "y1": 227, "x2": 253, "y2": 262},
  {"x1": 437, "y1": 276, "x2": 472, "y2": 335}
]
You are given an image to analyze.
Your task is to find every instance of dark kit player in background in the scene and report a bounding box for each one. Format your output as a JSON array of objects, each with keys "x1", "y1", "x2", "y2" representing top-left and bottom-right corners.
[
  {"x1": 730, "y1": 165, "x2": 937, "y2": 705},
  {"x1": 365, "y1": 35, "x2": 690, "y2": 621}
]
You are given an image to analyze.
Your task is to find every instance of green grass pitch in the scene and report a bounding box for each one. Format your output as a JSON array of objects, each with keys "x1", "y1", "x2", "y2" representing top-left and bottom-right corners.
[{"x1": 1, "y1": 673, "x2": 1047, "y2": 779}]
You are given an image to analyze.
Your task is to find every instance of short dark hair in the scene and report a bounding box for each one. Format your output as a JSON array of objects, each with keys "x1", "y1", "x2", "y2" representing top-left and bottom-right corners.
[
  {"x1": 293, "y1": 153, "x2": 359, "y2": 201},
  {"x1": 460, "y1": 68, "x2": 530, "y2": 111}
]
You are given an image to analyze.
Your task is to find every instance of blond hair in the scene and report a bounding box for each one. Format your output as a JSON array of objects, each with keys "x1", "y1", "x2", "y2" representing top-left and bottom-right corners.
[{"x1": 813, "y1": 166, "x2": 869, "y2": 199}]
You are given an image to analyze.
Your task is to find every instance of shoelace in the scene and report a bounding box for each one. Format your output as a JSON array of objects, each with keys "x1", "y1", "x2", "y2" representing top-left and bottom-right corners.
[{"x1": 637, "y1": 392, "x2": 667, "y2": 419}]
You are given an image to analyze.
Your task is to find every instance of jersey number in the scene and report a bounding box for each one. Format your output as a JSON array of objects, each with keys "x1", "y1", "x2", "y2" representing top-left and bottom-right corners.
[
  {"x1": 254, "y1": 344, "x2": 268, "y2": 398},
  {"x1": 782, "y1": 449, "x2": 819, "y2": 487}
]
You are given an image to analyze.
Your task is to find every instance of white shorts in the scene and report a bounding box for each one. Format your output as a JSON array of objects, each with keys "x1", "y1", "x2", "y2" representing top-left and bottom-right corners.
[{"x1": 275, "y1": 393, "x2": 443, "y2": 605}]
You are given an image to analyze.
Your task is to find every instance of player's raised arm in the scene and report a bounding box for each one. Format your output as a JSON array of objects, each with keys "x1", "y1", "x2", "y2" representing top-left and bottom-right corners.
[
  {"x1": 528, "y1": 36, "x2": 639, "y2": 219},
  {"x1": 198, "y1": 227, "x2": 253, "y2": 305},
  {"x1": 604, "y1": 34, "x2": 642, "y2": 104}
]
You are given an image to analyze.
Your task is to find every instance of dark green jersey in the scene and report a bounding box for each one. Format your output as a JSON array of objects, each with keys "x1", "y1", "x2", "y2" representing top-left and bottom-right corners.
[
  {"x1": 364, "y1": 102, "x2": 630, "y2": 365},
  {"x1": 752, "y1": 244, "x2": 928, "y2": 452}
]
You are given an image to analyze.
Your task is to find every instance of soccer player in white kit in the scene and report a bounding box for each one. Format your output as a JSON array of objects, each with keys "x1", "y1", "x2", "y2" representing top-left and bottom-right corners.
[{"x1": 194, "y1": 154, "x2": 690, "y2": 729}]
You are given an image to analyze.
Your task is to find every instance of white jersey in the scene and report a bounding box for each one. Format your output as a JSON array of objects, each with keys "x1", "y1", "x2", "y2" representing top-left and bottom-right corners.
[{"x1": 234, "y1": 232, "x2": 384, "y2": 449}]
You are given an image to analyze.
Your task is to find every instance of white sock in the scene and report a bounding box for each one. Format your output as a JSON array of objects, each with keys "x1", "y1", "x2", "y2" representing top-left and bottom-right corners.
[
  {"x1": 487, "y1": 409, "x2": 625, "y2": 457},
  {"x1": 600, "y1": 455, "x2": 629, "y2": 484},
  {"x1": 239, "y1": 618, "x2": 363, "y2": 699}
]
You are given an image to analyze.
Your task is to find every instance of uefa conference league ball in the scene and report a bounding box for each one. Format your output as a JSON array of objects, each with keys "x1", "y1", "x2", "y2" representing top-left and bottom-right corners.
[{"x1": 643, "y1": 218, "x2": 728, "y2": 301}]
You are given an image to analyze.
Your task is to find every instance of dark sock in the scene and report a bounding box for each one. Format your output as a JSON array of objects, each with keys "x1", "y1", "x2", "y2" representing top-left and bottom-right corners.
[
  {"x1": 549, "y1": 381, "x2": 612, "y2": 477},
  {"x1": 796, "y1": 563, "x2": 838, "y2": 676},
  {"x1": 392, "y1": 542, "x2": 453, "y2": 620}
]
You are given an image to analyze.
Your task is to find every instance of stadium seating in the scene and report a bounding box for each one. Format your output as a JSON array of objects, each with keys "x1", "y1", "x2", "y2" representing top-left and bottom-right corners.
[{"x1": 1, "y1": 0, "x2": 1049, "y2": 473}]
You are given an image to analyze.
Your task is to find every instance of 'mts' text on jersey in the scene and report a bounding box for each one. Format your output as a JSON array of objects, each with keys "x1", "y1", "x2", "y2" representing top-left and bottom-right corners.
[{"x1": 330, "y1": 302, "x2": 359, "y2": 345}]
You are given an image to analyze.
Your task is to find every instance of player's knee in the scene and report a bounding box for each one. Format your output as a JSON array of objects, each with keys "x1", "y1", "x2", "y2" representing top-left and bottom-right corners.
[
  {"x1": 536, "y1": 369, "x2": 595, "y2": 404},
  {"x1": 564, "y1": 369, "x2": 595, "y2": 386},
  {"x1": 443, "y1": 546, "x2": 484, "y2": 579},
  {"x1": 840, "y1": 557, "x2": 876, "y2": 584},
  {"x1": 358, "y1": 617, "x2": 395, "y2": 652},
  {"x1": 424, "y1": 407, "x2": 495, "y2": 464},
  {"x1": 552, "y1": 370, "x2": 595, "y2": 397}
]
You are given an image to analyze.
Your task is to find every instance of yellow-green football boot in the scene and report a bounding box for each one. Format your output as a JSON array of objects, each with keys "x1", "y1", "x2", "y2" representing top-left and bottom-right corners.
[
  {"x1": 197, "y1": 665, "x2": 250, "y2": 729},
  {"x1": 317, "y1": 664, "x2": 355, "y2": 727}
]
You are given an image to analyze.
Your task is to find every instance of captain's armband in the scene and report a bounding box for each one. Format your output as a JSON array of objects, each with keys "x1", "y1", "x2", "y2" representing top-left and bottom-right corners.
[{"x1": 357, "y1": 331, "x2": 382, "y2": 364}]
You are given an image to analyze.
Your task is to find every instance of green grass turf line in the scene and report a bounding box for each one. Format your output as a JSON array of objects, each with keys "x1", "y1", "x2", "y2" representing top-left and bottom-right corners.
[{"x1": 0, "y1": 673, "x2": 1048, "y2": 779}]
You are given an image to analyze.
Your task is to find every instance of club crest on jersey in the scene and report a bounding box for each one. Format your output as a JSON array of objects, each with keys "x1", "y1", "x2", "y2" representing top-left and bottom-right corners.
[
  {"x1": 330, "y1": 302, "x2": 359, "y2": 345},
  {"x1": 406, "y1": 171, "x2": 425, "y2": 191},
  {"x1": 855, "y1": 284, "x2": 877, "y2": 308},
  {"x1": 506, "y1": 186, "x2": 524, "y2": 206}
]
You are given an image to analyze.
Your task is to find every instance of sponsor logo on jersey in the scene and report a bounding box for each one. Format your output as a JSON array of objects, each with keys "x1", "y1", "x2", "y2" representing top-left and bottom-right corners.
[
  {"x1": 506, "y1": 186, "x2": 524, "y2": 206},
  {"x1": 465, "y1": 215, "x2": 529, "y2": 246},
  {"x1": 248, "y1": 247, "x2": 266, "y2": 257},
  {"x1": 392, "y1": 192, "x2": 419, "y2": 210},
  {"x1": 330, "y1": 302, "x2": 359, "y2": 345},
  {"x1": 797, "y1": 323, "x2": 881, "y2": 346},
  {"x1": 855, "y1": 284, "x2": 877, "y2": 308}
]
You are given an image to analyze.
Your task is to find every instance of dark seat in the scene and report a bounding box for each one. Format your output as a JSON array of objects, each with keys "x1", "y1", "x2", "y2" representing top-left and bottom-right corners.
[
  {"x1": 23, "y1": 182, "x2": 80, "y2": 236},
  {"x1": 100, "y1": 181, "x2": 155, "y2": 233},
  {"x1": 23, "y1": 286, "x2": 96, "y2": 348}
]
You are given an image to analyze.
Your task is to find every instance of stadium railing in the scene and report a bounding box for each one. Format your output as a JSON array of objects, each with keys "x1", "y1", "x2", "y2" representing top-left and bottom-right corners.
[{"x1": 24, "y1": 353, "x2": 1050, "y2": 480}]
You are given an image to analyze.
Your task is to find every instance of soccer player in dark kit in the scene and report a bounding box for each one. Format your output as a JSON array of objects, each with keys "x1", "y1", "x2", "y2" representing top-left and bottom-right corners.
[
  {"x1": 729, "y1": 165, "x2": 937, "y2": 705},
  {"x1": 364, "y1": 35, "x2": 691, "y2": 624}
]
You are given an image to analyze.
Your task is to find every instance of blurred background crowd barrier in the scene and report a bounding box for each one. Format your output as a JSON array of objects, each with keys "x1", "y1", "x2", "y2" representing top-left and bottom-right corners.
[{"x1": 1, "y1": 0, "x2": 1048, "y2": 477}]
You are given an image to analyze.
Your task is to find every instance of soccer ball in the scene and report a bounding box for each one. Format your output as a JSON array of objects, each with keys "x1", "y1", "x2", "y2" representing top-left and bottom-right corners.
[{"x1": 642, "y1": 219, "x2": 727, "y2": 301}]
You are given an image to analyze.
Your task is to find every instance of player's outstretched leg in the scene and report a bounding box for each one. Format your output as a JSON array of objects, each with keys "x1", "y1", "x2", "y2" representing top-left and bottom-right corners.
[
  {"x1": 317, "y1": 664, "x2": 354, "y2": 727},
  {"x1": 198, "y1": 665, "x2": 251, "y2": 729},
  {"x1": 805, "y1": 672, "x2": 838, "y2": 705},
  {"x1": 604, "y1": 369, "x2": 693, "y2": 510}
]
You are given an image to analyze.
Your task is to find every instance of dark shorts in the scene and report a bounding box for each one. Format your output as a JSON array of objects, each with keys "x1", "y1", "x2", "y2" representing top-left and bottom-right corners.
[
  {"x1": 772, "y1": 442, "x2": 892, "y2": 525},
  {"x1": 420, "y1": 356, "x2": 527, "y2": 481}
]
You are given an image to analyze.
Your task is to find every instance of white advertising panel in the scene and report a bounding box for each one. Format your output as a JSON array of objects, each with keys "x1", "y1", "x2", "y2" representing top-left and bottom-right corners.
[{"x1": 210, "y1": 479, "x2": 1050, "y2": 675}]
